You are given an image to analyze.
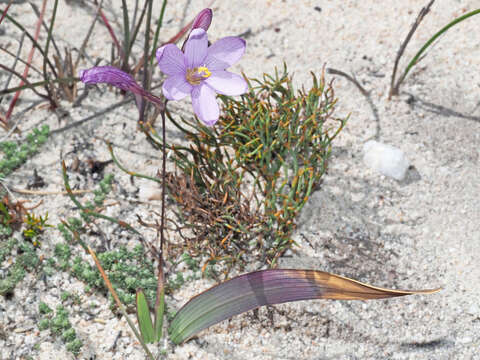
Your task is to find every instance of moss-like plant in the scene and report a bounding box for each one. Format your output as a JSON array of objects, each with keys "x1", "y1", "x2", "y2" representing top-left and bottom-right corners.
[
  {"x1": 37, "y1": 303, "x2": 83, "y2": 356},
  {"x1": 0, "y1": 125, "x2": 49, "y2": 179}
]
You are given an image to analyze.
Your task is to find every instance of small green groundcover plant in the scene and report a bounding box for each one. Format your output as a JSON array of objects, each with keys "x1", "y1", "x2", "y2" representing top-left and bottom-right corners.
[
  {"x1": 38, "y1": 302, "x2": 82, "y2": 356},
  {"x1": 4, "y1": 1, "x2": 479, "y2": 356},
  {"x1": 71, "y1": 8, "x2": 439, "y2": 359},
  {"x1": 0, "y1": 191, "x2": 48, "y2": 296}
]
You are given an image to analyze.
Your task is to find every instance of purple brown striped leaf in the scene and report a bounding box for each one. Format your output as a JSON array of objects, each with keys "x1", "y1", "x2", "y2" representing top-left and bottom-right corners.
[{"x1": 168, "y1": 269, "x2": 439, "y2": 344}]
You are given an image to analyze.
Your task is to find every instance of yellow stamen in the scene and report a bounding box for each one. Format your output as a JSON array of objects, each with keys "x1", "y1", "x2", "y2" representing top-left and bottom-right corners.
[
  {"x1": 197, "y1": 66, "x2": 211, "y2": 78},
  {"x1": 186, "y1": 66, "x2": 212, "y2": 85}
]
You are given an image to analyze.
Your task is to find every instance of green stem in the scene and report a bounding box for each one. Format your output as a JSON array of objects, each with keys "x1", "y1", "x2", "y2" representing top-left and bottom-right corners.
[
  {"x1": 61, "y1": 161, "x2": 142, "y2": 236},
  {"x1": 107, "y1": 142, "x2": 162, "y2": 184},
  {"x1": 150, "y1": 0, "x2": 168, "y2": 65},
  {"x1": 3, "y1": 13, "x2": 57, "y2": 76},
  {"x1": 121, "y1": 0, "x2": 130, "y2": 70},
  {"x1": 42, "y1": 0, "x2": 59, "y2": 101},
  {"x1": 0, "y1": 77, "x2": 79, "y2": 96},
  {"x1": 398, "y1": 8, "x2": 480, "y2": 88},
  {"x1": 127, "y1": 1, "x2": 148, "y2": 57}
]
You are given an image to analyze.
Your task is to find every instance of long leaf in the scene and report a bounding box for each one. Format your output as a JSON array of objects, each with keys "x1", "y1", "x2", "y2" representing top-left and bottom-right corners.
[
  {"x1": 168, "y1": 269, "x2": 439, "y2": 344},
  {"x1": 136, "y1": 289, "x2": 155, "y2": 343}
]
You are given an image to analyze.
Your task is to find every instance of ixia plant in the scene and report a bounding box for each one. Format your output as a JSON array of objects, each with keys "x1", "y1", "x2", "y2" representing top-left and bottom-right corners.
[{"x1": 77, "y1": 8, "x2": 438, "y2": 359}]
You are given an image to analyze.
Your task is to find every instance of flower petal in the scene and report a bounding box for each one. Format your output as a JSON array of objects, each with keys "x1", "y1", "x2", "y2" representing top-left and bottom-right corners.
[
  {"x1": 184, "y1": 29, "x2": 208, "y2": 69},
  {"x1": 191, "y1": 8, "x2": 212, "y2": 32},
  {"x1": 204, "y1": 37, "x2": 246, "y2": 71},
  {"x1": 191, "y1": 83, "x2": 219, "y2": 126},
  {"x1": 162, "y1": 75, "x2": 192, "y2": 101},
  {"x1": 204, "y1": 71, "x2": 248, "y2": 96},
  {"x1": 79, "y1": 66, "x2": 136, "y2": 91},
  {"x1": 156, "y1": 44, "x2": 186, "y2": 76}
]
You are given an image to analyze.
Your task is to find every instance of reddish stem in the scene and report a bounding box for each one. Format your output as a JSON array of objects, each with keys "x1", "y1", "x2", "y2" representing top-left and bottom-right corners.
[
  {"x1": 0, "y1": 0, "x2": 14, "y2": 26},
  {"x1": 5, "y1": 0, "x2": 47, "y2": 123},
  {"x1": 98, "y1": 8, "x2": 123, "y2": 57}
]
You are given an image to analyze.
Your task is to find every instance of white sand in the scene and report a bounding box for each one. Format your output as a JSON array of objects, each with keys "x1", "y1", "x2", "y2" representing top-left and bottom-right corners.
[{"x1": 0, "y1": 0, "x2": 479, "y2": 359}]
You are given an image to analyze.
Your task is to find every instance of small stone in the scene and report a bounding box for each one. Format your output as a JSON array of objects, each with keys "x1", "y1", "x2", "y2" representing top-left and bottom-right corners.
[{"x1": 363, "y1": 140, "x2": 410, "y2": 181}]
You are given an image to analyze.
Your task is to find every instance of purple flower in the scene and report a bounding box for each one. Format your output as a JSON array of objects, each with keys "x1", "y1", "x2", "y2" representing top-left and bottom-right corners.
[
  {"x1": 79, "y1": 66, "x2": 163, "y2": 108},
  {"x1": 156, "y1": 28, "x2": 247, "y2": 126},
  {"x1": 79, "y1": 66, "x2": 137, "y2": 91}
]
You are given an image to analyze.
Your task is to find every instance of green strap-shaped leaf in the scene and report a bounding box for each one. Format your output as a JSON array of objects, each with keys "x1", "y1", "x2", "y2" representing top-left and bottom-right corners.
[
  {"x1": 168, "y1": 269, "x2": 439, "y2": 344},
  {"x1": 136, "y1": 289, "x2": 154, "y2": 344},
  {"x1": 153, "y1": 288, "x2": 164, "y2": 342}
]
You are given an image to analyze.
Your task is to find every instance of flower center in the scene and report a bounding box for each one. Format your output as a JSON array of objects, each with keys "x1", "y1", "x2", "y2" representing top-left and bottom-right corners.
[{"x1": 186, "y1": 66, "x2": 211, "y2": 85}]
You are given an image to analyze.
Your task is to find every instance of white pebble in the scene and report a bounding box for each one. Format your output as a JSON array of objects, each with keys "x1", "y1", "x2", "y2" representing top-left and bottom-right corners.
[{"x1": 363, "y1": 140, "x2": 410, "y2": 181}]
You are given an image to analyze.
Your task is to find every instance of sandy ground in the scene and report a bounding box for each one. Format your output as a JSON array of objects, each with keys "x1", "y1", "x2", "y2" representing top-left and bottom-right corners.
[{"x1": 0, "y1": 0, "x2": 479, "y2": 359}]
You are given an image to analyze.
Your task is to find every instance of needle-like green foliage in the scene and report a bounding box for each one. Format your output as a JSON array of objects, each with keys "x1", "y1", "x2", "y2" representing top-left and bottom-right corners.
[{"x1": 166, "y1": 66, "x2": 346, "y2": 268}]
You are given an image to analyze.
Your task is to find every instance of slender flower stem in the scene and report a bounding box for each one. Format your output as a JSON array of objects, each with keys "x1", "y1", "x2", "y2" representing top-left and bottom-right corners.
[
  {"x1": 153, "y1": 100, "x2": 168, "y2": 348},
  {"x1": 160, "y1": 101, "x2": 168, "y2": 255},
  {"x1": 87, "y1": 246, "x2": 155, "y2": 360}
]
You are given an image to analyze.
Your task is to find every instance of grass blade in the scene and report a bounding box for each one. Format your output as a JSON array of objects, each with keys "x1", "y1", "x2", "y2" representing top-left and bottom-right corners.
[
  {"x1": 150, "y1": 0, "x2": 168, "y2": 65},
  {"x1": 168, "y1": 269, "x2": 440, "y2": 344},
  {"x1": 395, "y1": 7, "x2": 480, "y2": 94}
]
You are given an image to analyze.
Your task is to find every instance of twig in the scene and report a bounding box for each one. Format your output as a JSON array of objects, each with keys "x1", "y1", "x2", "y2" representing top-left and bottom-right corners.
[
  {"x1": 328, "y1": 67, "x2": 381, "y2": 139},
  {"x1": 0, "y1": 100, "x2": 44, "y2": 141},
  {"x1": 1, "y1": 33, "x2": 26, "y2": 98},
  {"x1": 50, "y1": 97, "x2": 133, "y2": 135},
  {"x1": 388, "y1": 0, "x2": 435, "y2": 99},
  {"x1": 41, "y1": 0, "x2": 60, "y2": 108},
  {"x1": 0, "y1": 77, "x2": 78, "y2": 96},
  {"x1": 5, "y1": 0, "x2": 48, "y2": 123},
  {"x1": 326, "y1": 68, "x2": 369, "y2": 96},
  {"x1": 29, "y1": 1, "x2": 61, "y2": 59},
  {"x1": 0, "y1": 40, "x2": 44, "y2": 80},
  {"x1": 10, "y1": 188, "x2": 92, "y2": 195},
  {"x1": 0, "y1": 63, "x2": 50, "y2": 100},
  {"x1": 0, "y1": 0, "x2": 14, "y2": 26},
  {"x1": 61, "y1": 160, "x2": 142, "y2": 236},
  {"x1": 107, "y1": 142, "x2": 161, "y2": 184},
  {"x1": 98, "y1": 5, "x2": 123, "y2": 57},
  {"x1": 74, "y1": 0, "x2": 104, "y2": 69},
  {"x1": 3, "y1": 13, "x2": 58, "y2": 75}
]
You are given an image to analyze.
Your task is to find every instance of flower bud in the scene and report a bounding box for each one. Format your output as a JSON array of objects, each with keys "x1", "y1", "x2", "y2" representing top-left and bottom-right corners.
[{"x1": 191, "y1": 8, "x2": 212, "y2": 32}]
